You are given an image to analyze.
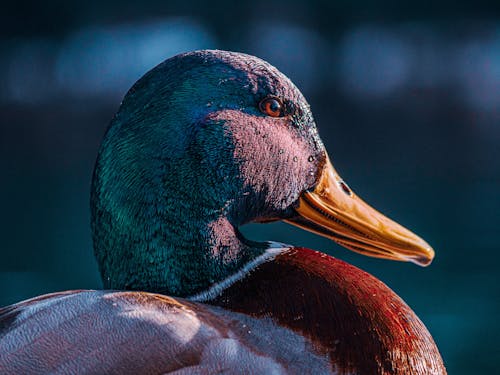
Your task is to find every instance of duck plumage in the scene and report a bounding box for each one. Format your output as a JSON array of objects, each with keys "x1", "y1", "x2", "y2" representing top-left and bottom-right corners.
[
  {"x1": 0, "y1": 248, "x2": 444, "y2": 374},
  {"x1": 0, "y1": 50, "x2": 445, "y2": 374}
]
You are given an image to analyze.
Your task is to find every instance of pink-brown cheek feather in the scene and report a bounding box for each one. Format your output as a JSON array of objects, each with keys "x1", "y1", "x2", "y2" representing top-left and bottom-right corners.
[{"x1": 207, "y1": 110, "x2": 321, "y2": 213}]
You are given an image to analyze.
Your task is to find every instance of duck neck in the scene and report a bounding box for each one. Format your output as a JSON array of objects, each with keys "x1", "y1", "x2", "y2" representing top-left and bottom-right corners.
[
  {"x1": 159, "y1": 215, "x2": 269, "y2": 297},
  {"x1": 92, "y1": 187, "x2": 272, "y2": 296}
]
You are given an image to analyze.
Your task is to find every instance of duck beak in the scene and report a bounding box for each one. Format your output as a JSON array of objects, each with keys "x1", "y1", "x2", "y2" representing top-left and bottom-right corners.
[{"x1": 285, "y1": 155, "x2": 435, "y2": 266}]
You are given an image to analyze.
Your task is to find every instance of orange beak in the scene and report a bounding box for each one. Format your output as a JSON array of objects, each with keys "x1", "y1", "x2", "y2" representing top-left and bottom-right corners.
[{"x1": 285, "y1": 154, "x2": 435, "y2": 266}]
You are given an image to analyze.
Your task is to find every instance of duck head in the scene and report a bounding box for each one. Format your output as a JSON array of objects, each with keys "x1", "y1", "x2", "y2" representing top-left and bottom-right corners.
[{"x1": 91, "y1": 50, "x2": 433, "y2": 296}]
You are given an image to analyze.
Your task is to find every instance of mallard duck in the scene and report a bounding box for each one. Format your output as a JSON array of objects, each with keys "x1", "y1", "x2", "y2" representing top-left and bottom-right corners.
[{"x1": 0, "y1": 50, "x2": 445, "y2": 374}]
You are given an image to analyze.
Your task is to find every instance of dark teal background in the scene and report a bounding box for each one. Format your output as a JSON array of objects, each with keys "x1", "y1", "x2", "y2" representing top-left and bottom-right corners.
[{"x1": 1, "y1": 1, "x2": 498, "y2": 373}]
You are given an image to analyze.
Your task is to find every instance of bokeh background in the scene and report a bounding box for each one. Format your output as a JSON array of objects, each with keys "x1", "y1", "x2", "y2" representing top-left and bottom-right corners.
[{"x1": 1, "y1": 1, "x2": 498, "y2": 373}]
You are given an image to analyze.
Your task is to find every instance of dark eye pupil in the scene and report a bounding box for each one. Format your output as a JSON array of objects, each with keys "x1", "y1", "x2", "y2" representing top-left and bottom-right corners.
[{"x1": 269, "y1": 99, "x2": 280, "y2": 112}]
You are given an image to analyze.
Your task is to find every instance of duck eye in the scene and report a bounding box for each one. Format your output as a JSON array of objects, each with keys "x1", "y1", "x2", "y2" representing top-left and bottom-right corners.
[{"x1": 259, "y1": 97, "x2": 283, "y2": 117}]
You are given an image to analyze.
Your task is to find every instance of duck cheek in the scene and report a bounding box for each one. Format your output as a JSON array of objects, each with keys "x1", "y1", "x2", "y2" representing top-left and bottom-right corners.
[
  {"x1": 274, "y1": 152, "x2": 323, "y2": 211},
  {"x1": 231, "y1": 124, "x2": 319, "y2": 214}
]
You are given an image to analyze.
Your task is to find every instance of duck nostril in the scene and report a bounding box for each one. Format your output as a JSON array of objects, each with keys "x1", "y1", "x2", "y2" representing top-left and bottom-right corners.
[{"x1": 339, "y1": 181, "x2": 352, "y2": 196}]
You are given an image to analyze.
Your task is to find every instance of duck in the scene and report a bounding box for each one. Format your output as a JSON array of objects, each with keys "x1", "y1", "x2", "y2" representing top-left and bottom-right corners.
[{"x1": 0, "y1": 50, "x2": 446, "y2": 374}]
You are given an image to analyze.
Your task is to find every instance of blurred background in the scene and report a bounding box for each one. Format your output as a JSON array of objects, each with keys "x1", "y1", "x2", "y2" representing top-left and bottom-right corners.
[{"x1": 1, "y1": 1, "x2": 498, "y2": 373}]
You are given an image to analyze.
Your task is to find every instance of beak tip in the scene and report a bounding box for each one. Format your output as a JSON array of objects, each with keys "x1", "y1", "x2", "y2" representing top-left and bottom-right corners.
[{"x1": 410, "y1": 246, "x2": 435, "y2": 267}]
